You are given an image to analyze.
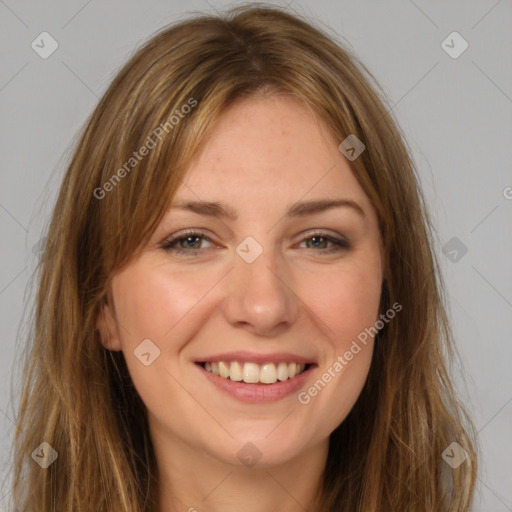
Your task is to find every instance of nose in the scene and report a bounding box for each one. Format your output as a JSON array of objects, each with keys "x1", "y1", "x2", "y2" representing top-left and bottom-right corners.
[{"x1": 221, "y1": 243, "x2": 301, "y2": 337}]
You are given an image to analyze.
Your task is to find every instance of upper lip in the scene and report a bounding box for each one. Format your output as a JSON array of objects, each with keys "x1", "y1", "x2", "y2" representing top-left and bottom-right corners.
[{"x1": 196, "y1": 351, "x2": 316, "y2": 365}]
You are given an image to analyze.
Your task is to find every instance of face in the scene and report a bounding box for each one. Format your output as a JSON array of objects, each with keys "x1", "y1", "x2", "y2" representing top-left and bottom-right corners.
[{"x1": 98, "y1": 94, "x2": 383, "y2": 469}]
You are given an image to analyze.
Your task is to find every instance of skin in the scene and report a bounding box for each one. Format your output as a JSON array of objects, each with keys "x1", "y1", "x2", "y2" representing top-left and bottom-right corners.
[{"x1": 98, "y1": 94, "x2": 383, "y2": 512}]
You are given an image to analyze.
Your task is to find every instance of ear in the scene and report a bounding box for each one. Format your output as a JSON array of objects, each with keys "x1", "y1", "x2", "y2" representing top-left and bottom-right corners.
[{"x1": 96, "y1": 301, "x2": 122, "y2": 351}]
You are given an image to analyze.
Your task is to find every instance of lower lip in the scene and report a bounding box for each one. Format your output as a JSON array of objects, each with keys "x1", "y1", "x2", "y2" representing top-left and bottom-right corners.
[{"x1": 197, "y1": 364, "x2": 315, "y2": 403}]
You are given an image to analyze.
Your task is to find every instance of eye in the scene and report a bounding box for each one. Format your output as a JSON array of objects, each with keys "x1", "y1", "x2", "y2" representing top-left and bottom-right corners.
[
  {"x1": 160, "y1": 229, "x2": 351, "y2": 256},
  {"x1": 297, "y1": 232, "x2": 351, "y2": 253},
  {"x1": 161, "y1": 230, "x2": 215, "y2": 255}
]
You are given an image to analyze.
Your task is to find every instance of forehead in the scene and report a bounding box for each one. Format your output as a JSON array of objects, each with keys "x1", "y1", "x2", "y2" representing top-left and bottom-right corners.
[{"x1": 174, "y1": 95, "x2": 375, "y2": 219}]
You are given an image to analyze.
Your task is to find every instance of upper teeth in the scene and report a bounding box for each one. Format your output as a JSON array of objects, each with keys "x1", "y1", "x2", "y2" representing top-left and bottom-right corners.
[{"x1": 203, "y1": 361, "x2": 307, "y2": 384}]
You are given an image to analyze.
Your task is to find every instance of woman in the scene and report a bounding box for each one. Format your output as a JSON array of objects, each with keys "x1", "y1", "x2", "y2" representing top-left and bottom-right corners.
[{"x1": 12, "y1": 4, "x2": 478, "y2": 511}]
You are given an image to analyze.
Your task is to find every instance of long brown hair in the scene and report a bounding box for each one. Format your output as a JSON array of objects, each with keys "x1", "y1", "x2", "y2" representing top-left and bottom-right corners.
[{"x1": 10, "y1": 4, "x2": 478, "y2": 510}]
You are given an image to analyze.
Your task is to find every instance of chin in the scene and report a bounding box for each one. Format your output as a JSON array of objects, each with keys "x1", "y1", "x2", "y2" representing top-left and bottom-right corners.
[{"x1": 207, "y1": 429, "x2": 317, "y2": 469}]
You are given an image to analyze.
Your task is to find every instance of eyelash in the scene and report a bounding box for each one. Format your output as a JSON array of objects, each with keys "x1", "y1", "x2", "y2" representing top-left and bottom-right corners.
[{"x1": 160, "y1": 230, "x2": 351, "y2": 255}]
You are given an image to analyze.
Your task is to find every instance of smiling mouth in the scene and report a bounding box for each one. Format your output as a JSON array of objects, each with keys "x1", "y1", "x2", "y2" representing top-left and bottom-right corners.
[{"x1": 199, "y1": 361, "x2": 311, "y2": 384}]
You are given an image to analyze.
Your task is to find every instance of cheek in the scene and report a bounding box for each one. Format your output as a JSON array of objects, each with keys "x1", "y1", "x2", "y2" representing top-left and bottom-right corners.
[
  {"x1": 109, "y1": 262, "x2": 222, "y2": 407},
  {"x1": 307, "y1": 257, "x2": 382, "y2": 348},
  {"x1": 111, "y1": 261, "x2": 219, "y2": 344},
  {"x1": 306, "y1": 252, "x2": 381, "y2": 425},
  {"x1": 300, "y1": 265, "x2": 381, "y2": 431}
]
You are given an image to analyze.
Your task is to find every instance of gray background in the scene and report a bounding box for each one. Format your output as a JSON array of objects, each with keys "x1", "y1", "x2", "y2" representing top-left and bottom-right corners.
[{"x1": 0, "y1": 0, "x2": 511, "y2": 510}]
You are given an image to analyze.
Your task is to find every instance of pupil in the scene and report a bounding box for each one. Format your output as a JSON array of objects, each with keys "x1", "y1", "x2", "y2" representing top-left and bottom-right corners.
[{"x1": 186, "y1": 236, "x2": 199, "y2": 248}]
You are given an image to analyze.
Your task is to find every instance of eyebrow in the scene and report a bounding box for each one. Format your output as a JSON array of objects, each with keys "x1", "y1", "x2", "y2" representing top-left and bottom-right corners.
[{"x1": 169, "y1": 198, "x2": 366, "y2": 220}]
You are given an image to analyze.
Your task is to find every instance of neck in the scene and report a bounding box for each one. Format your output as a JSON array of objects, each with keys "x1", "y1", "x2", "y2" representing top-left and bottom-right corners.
[{"x1": 152, "y1": 430, "x2": 328, "y2": 512}]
